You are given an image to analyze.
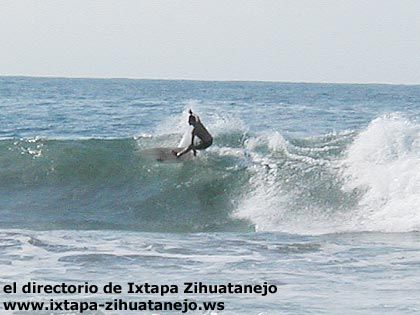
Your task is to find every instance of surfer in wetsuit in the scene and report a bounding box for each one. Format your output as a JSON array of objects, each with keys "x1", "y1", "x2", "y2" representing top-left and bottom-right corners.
[{"x1": 175, "y1": 110, "x2": 213, "y2": 157}]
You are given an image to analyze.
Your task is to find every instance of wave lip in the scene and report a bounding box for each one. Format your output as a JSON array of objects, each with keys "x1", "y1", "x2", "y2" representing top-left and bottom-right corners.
[
  {"x1": 235, "y1": 114, "x2": 420, "y2": 235},
  {"x1": 341, "y1": 113, "x2": 420, "y2": 233}
]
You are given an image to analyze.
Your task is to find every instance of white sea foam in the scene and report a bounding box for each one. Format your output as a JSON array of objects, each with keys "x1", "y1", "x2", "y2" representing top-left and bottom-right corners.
[
  {"x1": 155, "y1": 100, "x2": 247, "y2": 138},
  {"x1": 235, "y1": 114, "x2": 420, "y2": 235},
  {"x1": 234, "y1": 132, "x2": 301, "y2": 233},
  {"x1": 341, "y1": 113, "x2": 420, "y2": 232}
]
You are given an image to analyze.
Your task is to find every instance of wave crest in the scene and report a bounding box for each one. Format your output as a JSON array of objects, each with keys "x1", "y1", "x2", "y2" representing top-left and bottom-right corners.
[{"x1": 1, "y1": 114, "x2": 418, "y2": 234}]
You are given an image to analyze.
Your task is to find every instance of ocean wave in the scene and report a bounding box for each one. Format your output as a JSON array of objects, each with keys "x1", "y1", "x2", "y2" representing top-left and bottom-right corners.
[
  {"x1": 0, "y1": 114, "x2": 418, "y2": 234},
  {"x1": 340, "y1": 113, "x2": 420, "y2": 232},
  {"x1": 235, "y1": 113, "x2": 420, "y2": 234}
]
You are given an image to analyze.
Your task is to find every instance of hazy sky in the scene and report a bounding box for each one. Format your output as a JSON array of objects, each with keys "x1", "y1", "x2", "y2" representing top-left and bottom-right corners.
[{"x1": 1, "y1": 0, "x2": 420, "y2": 84}]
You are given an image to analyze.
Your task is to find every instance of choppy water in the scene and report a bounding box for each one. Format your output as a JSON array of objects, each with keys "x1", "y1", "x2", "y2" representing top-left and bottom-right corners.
[{"x1": 0, "y1": 76, "x2": 419, "y2": 314}]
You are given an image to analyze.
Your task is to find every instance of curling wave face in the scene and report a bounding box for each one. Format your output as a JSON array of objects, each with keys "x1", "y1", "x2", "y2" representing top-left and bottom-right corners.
[
  {"x1": 235, "y1": 114, "x2": 420, "y2": 234},
  {"x1": 0, "y1": 113, "x2": 418, "y2": 234},
  {"x1": 0, "y1": 135, "x2": 250, "y2": 232}
]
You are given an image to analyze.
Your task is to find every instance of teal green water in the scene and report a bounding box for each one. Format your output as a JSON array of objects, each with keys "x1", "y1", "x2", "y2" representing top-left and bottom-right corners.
[{"x1": 0, "y1": 77, "x2": 419, "y2": 314}]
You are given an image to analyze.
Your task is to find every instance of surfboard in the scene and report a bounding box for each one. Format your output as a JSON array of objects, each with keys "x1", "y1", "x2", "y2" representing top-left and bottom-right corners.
[{"x1": 140, "y1": 147, "x2": 193, "y2": 162}]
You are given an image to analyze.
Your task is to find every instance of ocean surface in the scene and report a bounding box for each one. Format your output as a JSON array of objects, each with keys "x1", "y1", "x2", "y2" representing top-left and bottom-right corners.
[{"x1": 0, "y1": 76, "x2": 419, "y2": 314}]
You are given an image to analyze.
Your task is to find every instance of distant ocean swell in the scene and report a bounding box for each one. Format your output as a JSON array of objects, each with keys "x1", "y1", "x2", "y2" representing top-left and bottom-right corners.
[{"x1": 0, "y1": 113, "x2": 418, "y2": 234}]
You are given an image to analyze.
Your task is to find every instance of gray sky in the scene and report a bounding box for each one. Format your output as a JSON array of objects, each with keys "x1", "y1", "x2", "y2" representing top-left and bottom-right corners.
[{"x1": 1, "y1": 0, "x2": 420, "y2": 84}]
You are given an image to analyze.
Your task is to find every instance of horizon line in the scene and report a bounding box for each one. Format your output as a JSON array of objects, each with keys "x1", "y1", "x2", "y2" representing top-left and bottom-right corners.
[{"x1": 1, "y1": 74, "x2": 419, "y2": 87}]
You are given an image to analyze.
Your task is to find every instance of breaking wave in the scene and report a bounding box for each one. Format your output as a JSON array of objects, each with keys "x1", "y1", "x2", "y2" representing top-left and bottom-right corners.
[
  {"x1": 0, "y1": 113, "x2": 418, "y2": 234},
  {"x1": 235, "y1": 113, "x2": 420, "y2": 234}
]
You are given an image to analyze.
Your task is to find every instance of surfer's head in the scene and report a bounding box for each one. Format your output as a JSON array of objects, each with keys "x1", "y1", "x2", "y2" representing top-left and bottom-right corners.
[{"x1": 188, "y1": 110, "x2": 198, "y2": 126}]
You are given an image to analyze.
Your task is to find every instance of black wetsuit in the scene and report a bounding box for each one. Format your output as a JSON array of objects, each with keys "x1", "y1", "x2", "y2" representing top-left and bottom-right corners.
[
  {"x1": 191, "y1": 122, "x2": 213, "y2": 150},
  {"x1": 177, "y1": 117, "x2": 213, "y2": 157}
]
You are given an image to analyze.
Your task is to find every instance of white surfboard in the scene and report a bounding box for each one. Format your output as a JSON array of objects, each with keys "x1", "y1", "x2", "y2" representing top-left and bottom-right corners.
[{"x1": 178, "y1": 125, "x2": 193, "y2": 148}]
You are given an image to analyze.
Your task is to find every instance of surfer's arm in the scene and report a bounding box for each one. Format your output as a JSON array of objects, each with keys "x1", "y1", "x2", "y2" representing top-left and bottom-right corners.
[
  {"x1": 176, "y1": 144, "x2": 194, "y2": 157},
  {"x1": 177, "y1": 130, "x2": 196, "y2": 157}
]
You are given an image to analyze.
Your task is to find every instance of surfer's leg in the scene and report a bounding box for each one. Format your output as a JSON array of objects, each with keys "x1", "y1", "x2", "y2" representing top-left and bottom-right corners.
[{"x1": 194, "y1": 138, "x2": 213, "y2": 150}]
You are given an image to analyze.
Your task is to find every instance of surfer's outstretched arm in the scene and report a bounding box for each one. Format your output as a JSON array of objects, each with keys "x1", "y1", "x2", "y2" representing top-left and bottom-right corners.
[
  {"x1": 177, "y1": 130, "x2": 196, "y2": 157},
  {"x1": 176, "y1": 144, "x2": 193, "y2": 157}
]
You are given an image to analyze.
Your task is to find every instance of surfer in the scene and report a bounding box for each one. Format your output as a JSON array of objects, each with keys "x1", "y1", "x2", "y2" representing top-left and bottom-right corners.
[{"x1": 175, "y1": 110, "x2": 213, "y2": 157}]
